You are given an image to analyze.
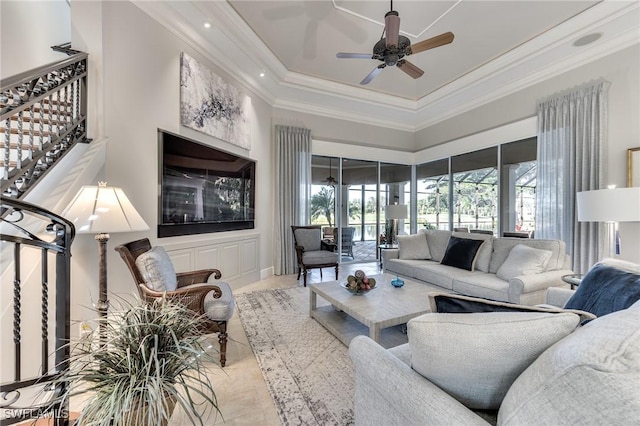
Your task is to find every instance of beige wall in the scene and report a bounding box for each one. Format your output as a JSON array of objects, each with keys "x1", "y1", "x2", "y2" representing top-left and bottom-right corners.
[
  {"x1": 66, "y1": 1, "x2": 275, "y2": 320},
  {"x1": 0, "y1": 0, "x2": 70, "y2": 78}
]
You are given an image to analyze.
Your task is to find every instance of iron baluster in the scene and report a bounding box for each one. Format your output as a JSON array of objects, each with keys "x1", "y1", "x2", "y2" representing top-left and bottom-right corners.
[
  {"x1": 42, "y1": 248, "x2": 49, "y2": 373},
  {"x1": 13, "y1": 243, "x2": 22, "y2": 382}
]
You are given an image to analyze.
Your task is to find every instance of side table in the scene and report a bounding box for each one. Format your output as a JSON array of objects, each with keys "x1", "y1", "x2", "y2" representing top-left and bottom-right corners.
[
  {"x1": 378, "y1": 244, "x2": 398, "y2": 269},
  {"x1": 561, "y1": 274, "x2": 584, "y2": 290}
]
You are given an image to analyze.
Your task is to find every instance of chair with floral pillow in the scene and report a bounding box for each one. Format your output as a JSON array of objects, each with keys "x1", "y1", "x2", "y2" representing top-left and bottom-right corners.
[{"x1": 114, "y1": 238, "x2": 234, "y2": 367}]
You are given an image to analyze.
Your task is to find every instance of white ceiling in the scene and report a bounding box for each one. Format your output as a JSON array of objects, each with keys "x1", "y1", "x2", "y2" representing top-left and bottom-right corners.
[
  {"x1": 133, "y1": 1, "x2": 640, "y2": 131},
  {"x1": 228, "y1": 0, "x2": 598, "y2": 100}
]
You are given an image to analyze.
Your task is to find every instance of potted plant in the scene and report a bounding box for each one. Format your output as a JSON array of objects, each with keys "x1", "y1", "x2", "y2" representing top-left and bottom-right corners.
[{"x1": 49, "y1": 297, "x2": 220, "y2": 426}]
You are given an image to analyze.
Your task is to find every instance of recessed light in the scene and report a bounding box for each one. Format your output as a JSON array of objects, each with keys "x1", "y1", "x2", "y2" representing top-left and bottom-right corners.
[
  {"x1": 203, "y1": 21, "x2": 211, "y2": 29},
  {"x1": 573, "y1": 33, "x2": 602, "y2": 47},
  {"x1": 259, "y1": 72, "x2": 265, "y2": 78}
]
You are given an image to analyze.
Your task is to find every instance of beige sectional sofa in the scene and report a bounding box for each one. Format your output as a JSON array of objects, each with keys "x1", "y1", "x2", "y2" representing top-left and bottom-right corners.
[{"x1": 383, "y1": 229, "x2": 574, "y2": 305}]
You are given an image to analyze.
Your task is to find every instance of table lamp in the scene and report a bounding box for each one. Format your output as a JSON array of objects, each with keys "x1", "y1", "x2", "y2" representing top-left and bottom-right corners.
[
  {"x1": 62, "y1": 182, "x2": 149, "y2": 326},
  {"x1": 385, "y1": 204, "x2": 408, "y2": 245},
  {"x1": 576, "y1": 186, "x2": 640, "y2": 258}
]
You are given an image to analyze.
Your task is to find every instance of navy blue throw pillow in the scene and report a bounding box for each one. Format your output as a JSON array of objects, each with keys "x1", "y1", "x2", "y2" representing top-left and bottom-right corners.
[
  {"x1": 440, "y1": 236, "x2": 484, "y2": 271},
  {"x1": 564, "y1": 264, "x2": 640, "y2": 317}
]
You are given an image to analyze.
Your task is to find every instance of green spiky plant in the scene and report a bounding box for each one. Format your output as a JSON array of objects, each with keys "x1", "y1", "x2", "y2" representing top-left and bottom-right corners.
[{"x1": 51, "y1": 297, "x2": 220, "y2": 426}]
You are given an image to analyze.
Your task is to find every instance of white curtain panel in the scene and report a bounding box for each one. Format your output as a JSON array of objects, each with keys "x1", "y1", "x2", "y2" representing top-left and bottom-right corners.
[
  {"x1": 274, "y1": 125, "x2": 312, "y2": 275},
  {"x1": 535, "y1": 80, "x2": 609, "y2": 273}
]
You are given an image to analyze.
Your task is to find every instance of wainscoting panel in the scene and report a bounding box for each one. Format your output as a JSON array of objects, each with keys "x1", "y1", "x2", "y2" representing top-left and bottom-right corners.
[
  {"x1": 241, "y1": 239, "x2": 258, "y2": 275},
  {"x1": 163, "y1": 233, "x2": 260, "y2": 289},
  {"x1": 221, "y1": 244, "x2": 241, "y2": 281},
  {"x1": 168, "y1": 251, "x2": 193, "y2": 273}
]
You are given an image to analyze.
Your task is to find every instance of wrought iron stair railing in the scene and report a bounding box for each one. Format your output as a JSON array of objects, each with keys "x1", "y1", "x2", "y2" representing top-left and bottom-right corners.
[
  {"x1": 1, "y1": 47, "x2": 89, "y2": 199},
  {"x1": 0, "y1": 197, "x2": 75, "y2": 425}
]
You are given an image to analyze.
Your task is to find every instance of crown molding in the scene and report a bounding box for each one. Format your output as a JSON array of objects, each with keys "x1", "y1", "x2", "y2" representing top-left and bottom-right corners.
[{"x1": 132, "y1": 0, "x2": 639, "y2": 132}]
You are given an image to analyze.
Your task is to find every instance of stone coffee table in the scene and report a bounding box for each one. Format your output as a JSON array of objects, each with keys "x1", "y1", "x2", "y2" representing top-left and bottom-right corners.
[{"x1": 309, "y1": 274, "x2": 445, "y2": 348}]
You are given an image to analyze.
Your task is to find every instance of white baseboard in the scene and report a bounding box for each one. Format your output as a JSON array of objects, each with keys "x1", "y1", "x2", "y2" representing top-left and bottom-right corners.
[{"x1": 260, "y1": 266, "x2": 274, "y2": 280}]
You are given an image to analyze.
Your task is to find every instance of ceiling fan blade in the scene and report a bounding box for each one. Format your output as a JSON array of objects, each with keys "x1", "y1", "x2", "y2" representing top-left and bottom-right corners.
[
  {"x1": 384, "y1": 11, "x2": 400, "y2": 48},
  {"x1": 409, "y1": 31, "x2": 455, "y2": 55},
  {"x1": 360, "y1": 65, "x2": 385, "y2": 85},
  {"x1": 336, "y1": 52, "x2": 373, "y2": 59},
  {"x1": 397, "y1": 60, "x2": 424, "y2": 79}
]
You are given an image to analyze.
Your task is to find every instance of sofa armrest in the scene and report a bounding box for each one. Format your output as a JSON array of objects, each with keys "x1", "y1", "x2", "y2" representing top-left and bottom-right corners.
[
  {"x1": 508, "y1": 269, "x2": 574, "y2": 303},
  {"x1": 381, "y1": 249, "x2": 399, "y2": 261},
  {"x1": 349, "y1": 336, "x2": 490, "y2": 426},
  {"x1": 544, "y1": 287, "x2": 575, "y2": 308}
]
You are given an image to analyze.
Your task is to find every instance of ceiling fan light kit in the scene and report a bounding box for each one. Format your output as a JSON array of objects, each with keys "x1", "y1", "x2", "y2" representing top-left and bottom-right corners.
[{"x1": 336, "y1": 0, "x2": 455, "y2": 85}]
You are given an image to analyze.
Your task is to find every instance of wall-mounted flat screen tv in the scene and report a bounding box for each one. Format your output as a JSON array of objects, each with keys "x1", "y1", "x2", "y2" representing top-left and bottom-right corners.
[{"x1": 158, "y1": 129, "x2": 255, "y2": 237}]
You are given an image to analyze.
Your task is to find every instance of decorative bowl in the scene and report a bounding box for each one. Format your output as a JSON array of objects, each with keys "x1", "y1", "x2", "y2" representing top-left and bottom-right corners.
[{"x1": 342, "y1": 283, "x2": 375, "y2": 295}]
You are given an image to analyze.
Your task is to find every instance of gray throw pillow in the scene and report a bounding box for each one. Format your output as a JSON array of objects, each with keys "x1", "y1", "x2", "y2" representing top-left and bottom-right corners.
[
  {"x1": 397, "y1": 234, "x2": 431, "y2": 260},
  {"x1": 498, "y1": 300, "x2": 640, "y2": 425},
  {"x1": 135, "y1": 246, "x2": 178, "y2": 291},
  {"x1": 496, "y1": 244, "x2": 553, "y2": 281},
  {"x1": 408, "y1": 311, "x2": 580, "y2": 410}
]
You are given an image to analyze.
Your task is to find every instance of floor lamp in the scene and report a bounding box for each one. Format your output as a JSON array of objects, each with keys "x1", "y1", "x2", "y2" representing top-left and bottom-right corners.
[
  {"x1": 62, "y1": 182, "x2": 149, "y2": 338},
  {"x1": 385, "y1": 204, "x2": 408, "y2": 245},
  {"x1": 577, "y1": 187, "x2": 640, "y2": 258}
]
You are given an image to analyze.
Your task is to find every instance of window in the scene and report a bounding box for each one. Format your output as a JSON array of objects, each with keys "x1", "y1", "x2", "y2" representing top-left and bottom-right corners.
[
  {"x1": 452, "y1": 148, "x2": 498, "y2": 235},
  {"x1": 416, "y1": 159, "x2": 450, "y2": 230}
]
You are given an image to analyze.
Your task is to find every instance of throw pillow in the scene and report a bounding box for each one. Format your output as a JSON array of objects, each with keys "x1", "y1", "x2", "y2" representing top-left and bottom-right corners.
[
  {"x1": 564, "y1": 263, "x2": 640, "y2": 317},
  {"x1": 496, "y1": 244, "x2": 553, "y2": 281},
  {"x1": 397, "y1": 234, "x2": 431, "y2": 260},
  {"x1": 428, "y1": 292, "x2": 595, "y2": 323},
  {"x1": 452, "y1": 231, "x2": 493, "y2": 272},
  {"x1": 135, "y1": 246, "x2": 178, "y2": 291},
  {"x1": 408, "y1": 311, "x2": 580, "y2": 410},
  {"x1": 498, "y1": 300, "x2": 640, "y2": 425},
  {"x1": 440, "y1": 236, "x2": 484, "y2": 271}
]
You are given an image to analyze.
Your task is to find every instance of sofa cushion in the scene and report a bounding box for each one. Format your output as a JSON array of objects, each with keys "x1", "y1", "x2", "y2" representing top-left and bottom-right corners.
[
  {"x1": 408, "y1": 311, "x2": 580, "y2": 410},
  {"x1": 397, "y1": 233, "x2": 431, "y2": 260},
  {"x1": 489, "y1": 238, "x2": 566, "y2": 273},
  {"x1": 135, "y1": 246, "x2": 178, "y2": 291},
  {"x1": 441, "y1": 236, "x2": 484, "y2": 271},
  {"x1": 294, "y1": 228, "x2": 322, "y2": 251},
  {"x1": 498, "y1": 300, "x2": 640, "y2": 425},
  {"x1": 422, "y1": 229, "x2": 452, "y2": 262},
  {"x1": 428, "y1": 292, "x2": 596, "y2": 323},
  {"x1": 414, "y1": 263, "x2": 477, "y2": 291},
  {"x1": 384, "y1": 259, "x2": 423, "y2": 279},
  {"x1": 564, "y1": 263, "x2": 640, "y2": 317},
  {"x1": 452, "y1": 273, "x2": 511, "y2": 302},
  {"x1": 496, "y1": 244, "x2": 553, "y2": 281},
  {"x1": 452, "y1": 232, "x2": 493, "y2": 273}
]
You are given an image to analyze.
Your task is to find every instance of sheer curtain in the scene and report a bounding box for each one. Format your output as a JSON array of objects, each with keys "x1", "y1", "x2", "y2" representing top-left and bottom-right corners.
[
  {"x1": 535, "y1": 80, "x2": 609, "y2": 273},
  {"x1": 274, "y1": 125, "x2": 312, "y2": 275}
]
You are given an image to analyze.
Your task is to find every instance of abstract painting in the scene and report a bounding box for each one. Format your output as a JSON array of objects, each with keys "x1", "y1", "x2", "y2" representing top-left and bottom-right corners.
[{"x1": 180, "y1": 52, "x2": 251, "y2": 149}]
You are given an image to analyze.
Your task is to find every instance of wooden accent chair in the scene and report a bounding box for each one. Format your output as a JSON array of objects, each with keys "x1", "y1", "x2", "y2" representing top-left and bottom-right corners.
[
  {"x1": 291, "y1": 225, "x2": 339, "y2": 286},
  {"x1": 114, "y1": 238, "x2": 234, "y2": 367}
]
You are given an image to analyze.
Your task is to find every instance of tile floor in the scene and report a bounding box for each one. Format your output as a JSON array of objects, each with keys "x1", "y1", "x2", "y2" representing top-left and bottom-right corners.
[{"x1": 170, "y1": 261, "x2": 381, "y2": 425}]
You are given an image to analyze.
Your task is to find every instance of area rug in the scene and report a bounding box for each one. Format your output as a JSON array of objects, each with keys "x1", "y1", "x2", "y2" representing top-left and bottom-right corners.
[{"x1": 235, "y1": 287, "x2": 354, "y2": 425}]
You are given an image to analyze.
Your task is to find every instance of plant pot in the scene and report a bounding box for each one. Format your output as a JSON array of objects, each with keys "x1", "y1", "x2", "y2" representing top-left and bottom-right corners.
[{"x1": 120, "y1": 394, "x2": 177, "y2": 426}]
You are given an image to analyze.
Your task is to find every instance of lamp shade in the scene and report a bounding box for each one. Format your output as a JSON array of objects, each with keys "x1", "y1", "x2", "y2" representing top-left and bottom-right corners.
[
  {"x1": 62, "y1": 183, "x2": 149, "y2": 233},
  {"x1": 385, "y1": 204, "x2": 408, "y2": 220},
  {"x1": 576, "y1": 187, "x2": 640, "y2": 223}
]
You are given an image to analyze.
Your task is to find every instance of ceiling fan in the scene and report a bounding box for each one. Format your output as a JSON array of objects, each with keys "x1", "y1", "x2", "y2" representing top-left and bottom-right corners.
[{"x1": 336, "y1": 0, "x2": 454, "y2": 85}]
